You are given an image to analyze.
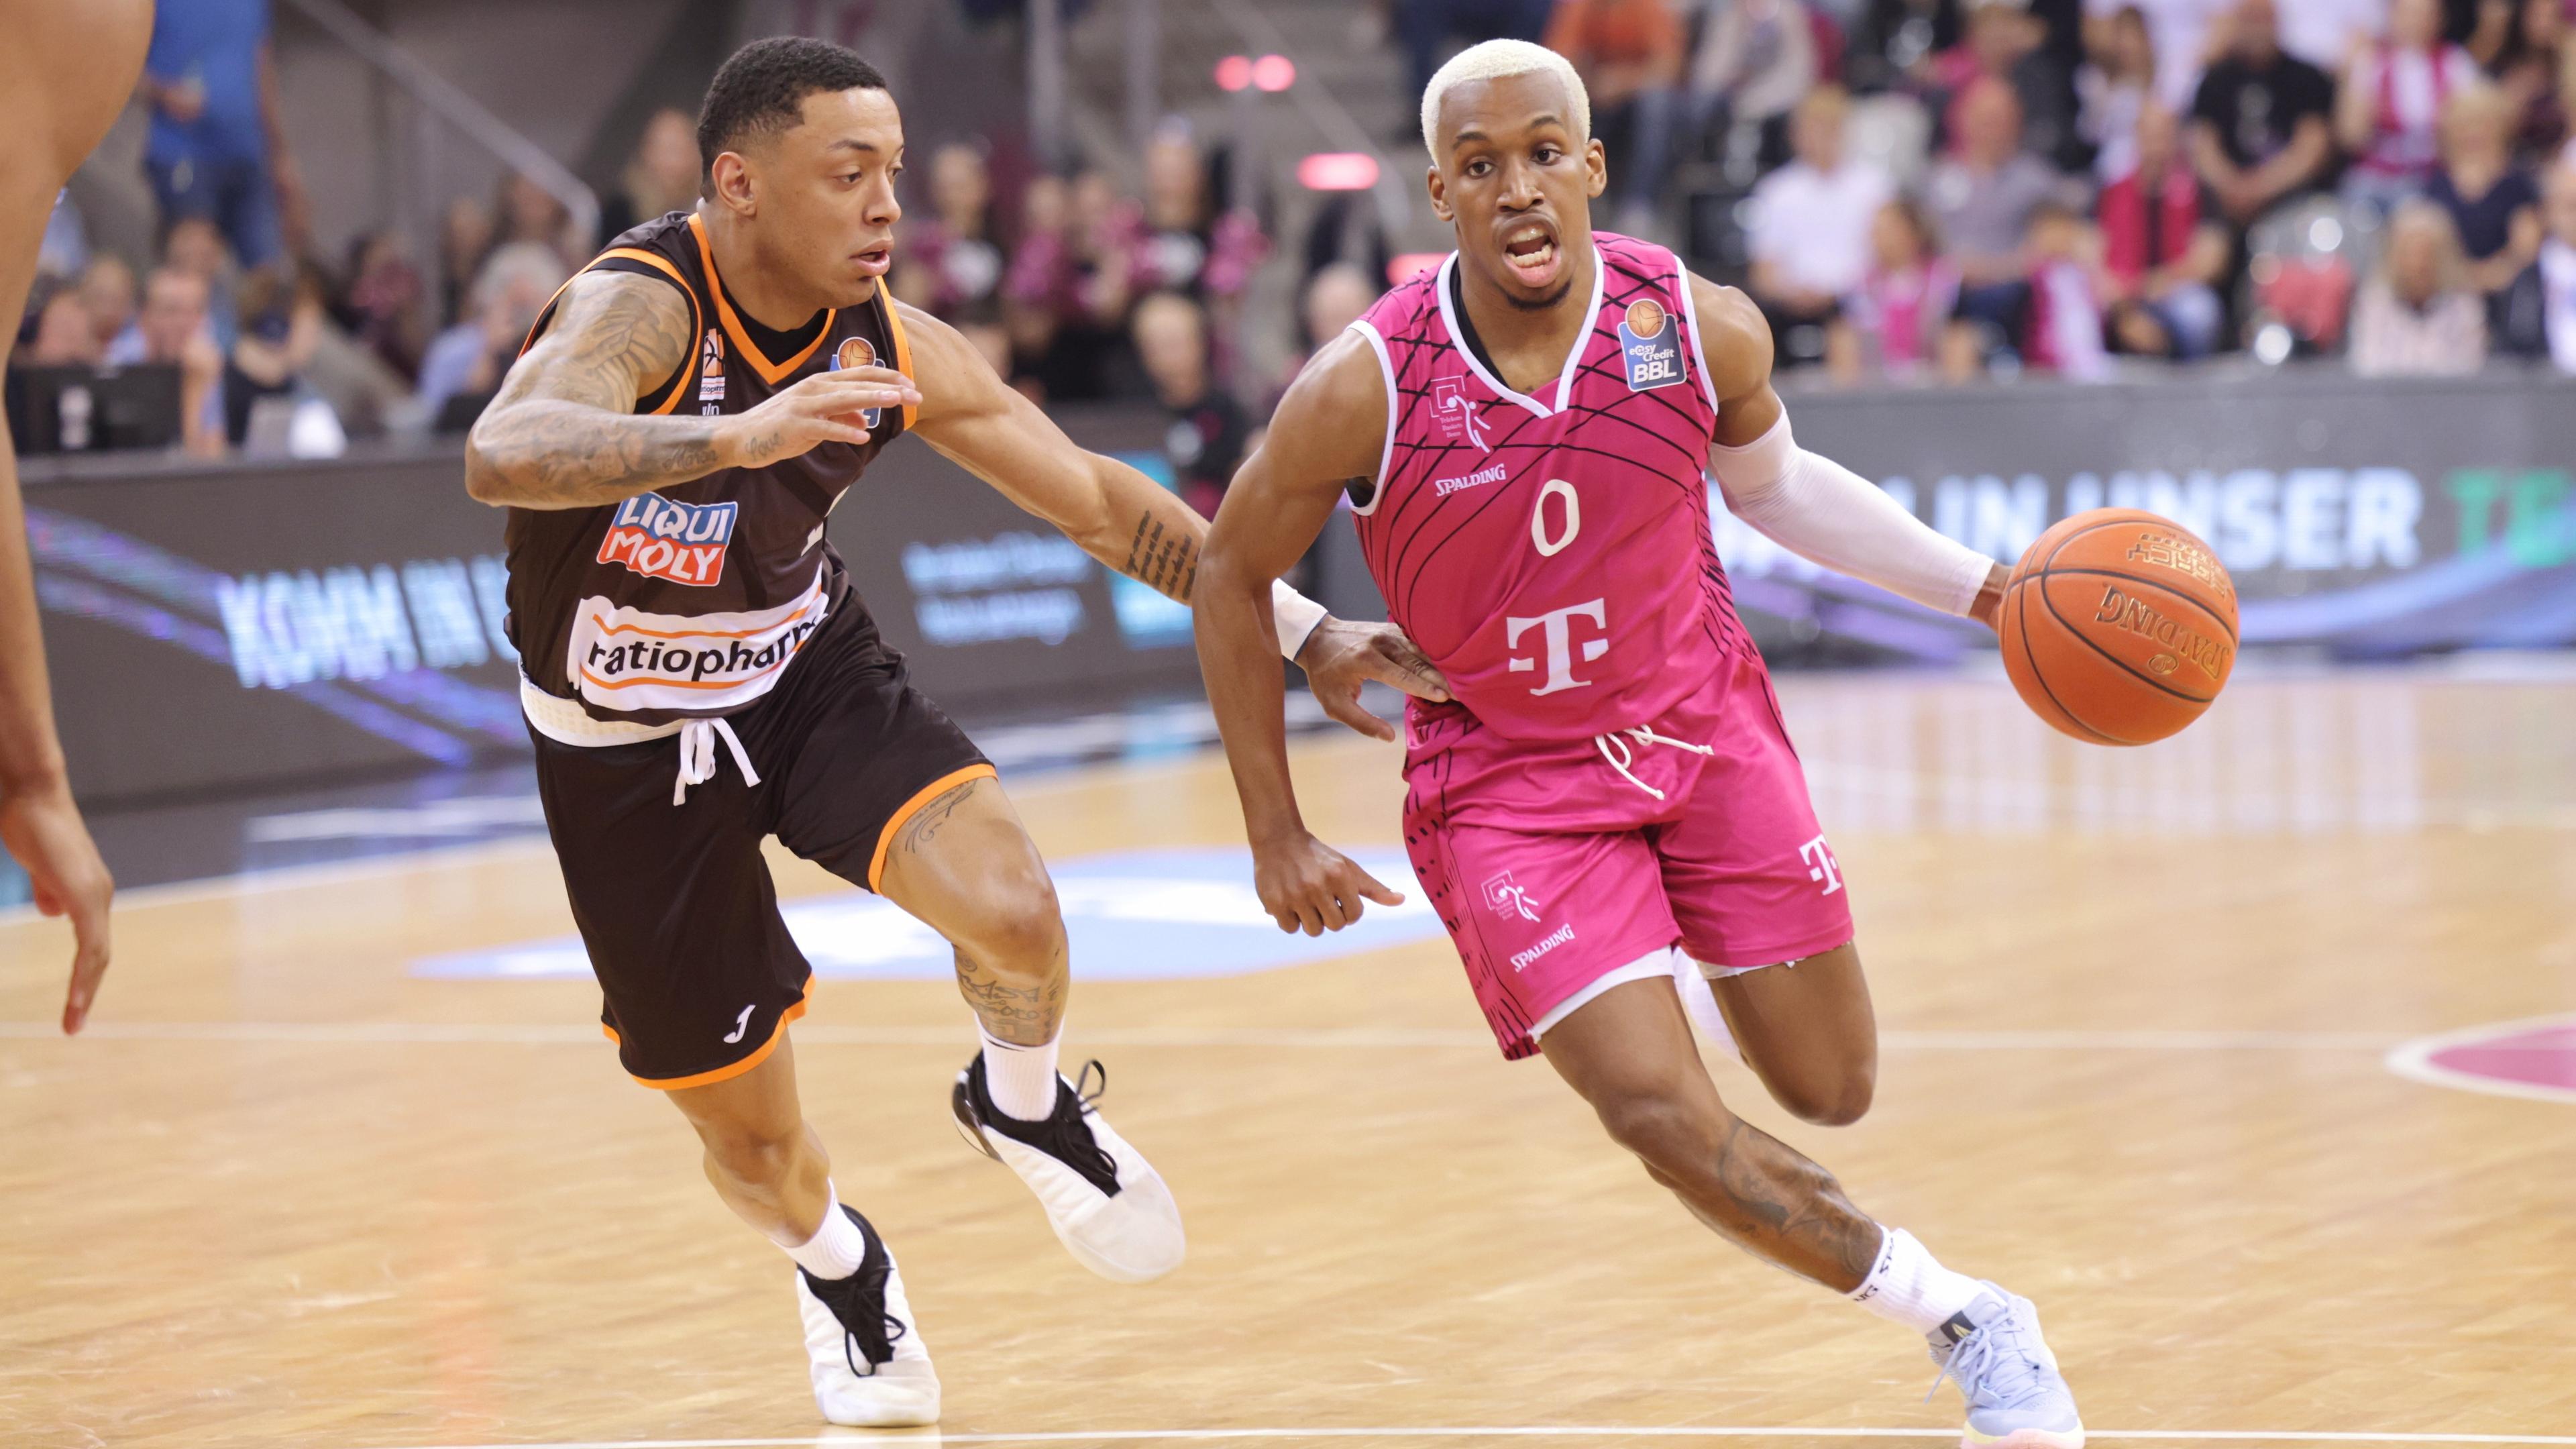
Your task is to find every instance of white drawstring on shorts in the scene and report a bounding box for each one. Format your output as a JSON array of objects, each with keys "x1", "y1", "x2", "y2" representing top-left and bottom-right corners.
[
  {"x1": 674, "y1": 717, "x2": 761, "y2": 805},
  {"x1": 1594, "y1": 726, "x2": 1715, "y2": 800}
]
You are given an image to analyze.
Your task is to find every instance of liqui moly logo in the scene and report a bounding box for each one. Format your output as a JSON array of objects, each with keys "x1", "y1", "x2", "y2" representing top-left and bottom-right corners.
[{"x1": 596, "y1": 493, "x2": 737, "y2": 587}]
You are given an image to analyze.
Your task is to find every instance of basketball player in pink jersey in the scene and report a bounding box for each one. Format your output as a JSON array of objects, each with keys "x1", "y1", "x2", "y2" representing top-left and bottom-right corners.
[{"x1": 1195, "y1": 41, "x2": 2084, "y2": 1449}]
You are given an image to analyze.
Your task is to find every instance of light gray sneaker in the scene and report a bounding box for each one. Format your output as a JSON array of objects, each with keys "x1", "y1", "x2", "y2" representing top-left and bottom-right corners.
[{"x1": 1925, "y1": 1284, "x2": 2086, "y2": 1449}]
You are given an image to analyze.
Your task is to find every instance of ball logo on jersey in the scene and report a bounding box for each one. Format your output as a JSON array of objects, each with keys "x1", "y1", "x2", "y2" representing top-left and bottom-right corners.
[
  {"x1": 1617, "y1": 297, "x2": 1684, "y2": 392},
  {"x1": 596, "y1": 492, "x2": 738, "y2": 587},
  {"x1": 832, "y1": 335, "x2": 884, "y2": 428},
  {"x1": 697, "y1": 330, "x2": 724, "y2": 403}
]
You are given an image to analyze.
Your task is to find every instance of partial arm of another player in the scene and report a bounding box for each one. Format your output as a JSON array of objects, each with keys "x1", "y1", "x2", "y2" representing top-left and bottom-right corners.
[
  {"x1": 1194, "y1": 333, "x2": 1418, "y2": 935},
  {"x1": 1689, "y1": 275, "x2": 2008, "y2": 630},
  {"x1": 463, "y1": 270, "x2": 920, "y2": 509},
  {"x1": 896, "y1": 303, "x2": 1447, "y2": 737}
]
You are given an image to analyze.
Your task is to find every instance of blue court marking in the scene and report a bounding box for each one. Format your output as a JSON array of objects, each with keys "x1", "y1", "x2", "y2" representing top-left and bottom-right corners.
[{"x1": 410, "y1": 846, "x2": 1444, "y2": 981}]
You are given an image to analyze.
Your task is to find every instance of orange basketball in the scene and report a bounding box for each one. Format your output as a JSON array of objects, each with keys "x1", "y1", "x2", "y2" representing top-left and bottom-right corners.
[{"x1": 1998, "y1": 508, "x2": 2239, "y2": 745}]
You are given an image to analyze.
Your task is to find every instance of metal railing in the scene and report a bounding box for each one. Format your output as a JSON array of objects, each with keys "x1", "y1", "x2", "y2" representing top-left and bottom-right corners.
[{"x1": 278, "y1": 0, "x2": 598, "y2": 246}]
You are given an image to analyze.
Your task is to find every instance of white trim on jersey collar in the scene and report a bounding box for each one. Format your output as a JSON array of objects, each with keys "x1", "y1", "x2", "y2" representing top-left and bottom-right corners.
[
  {"x1": 1344, "y1": 319, "x2": 1398, "y2": 517},
  {"x1": 1432, "y1": 246, "x2": 1605, "y2": 419},
  {"x1": 1670, "y1": 249, "x2": 1726, "y2": 419}
]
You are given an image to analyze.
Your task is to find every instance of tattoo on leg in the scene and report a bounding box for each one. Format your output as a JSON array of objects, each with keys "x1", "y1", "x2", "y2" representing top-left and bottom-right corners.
[
  {"x1": 898, "y1": 777, "x2": 983, "y2": 856},
  {"x1": 1705, "y1": 1117, "x2": 1884, "y2": 1287},
  {"x1": 953, "y1": 945, "x2": 1066, "y2": 1046}
]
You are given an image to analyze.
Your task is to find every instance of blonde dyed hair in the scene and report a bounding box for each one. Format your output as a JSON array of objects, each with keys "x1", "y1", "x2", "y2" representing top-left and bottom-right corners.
[{"x1": 1419, "y1": 40, "x2": 1591, "y2": 159}]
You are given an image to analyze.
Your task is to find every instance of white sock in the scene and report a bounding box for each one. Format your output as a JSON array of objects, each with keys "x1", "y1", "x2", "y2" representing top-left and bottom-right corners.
[
  {"x1": 1847, "y1": 1226, "x2": 1988, "y2": 1335},
  {"x1": 787, "y1": 1183, "x2": 867, "y2": 1281},
  {"x1": 979, "y1": 1022, "x2": 1062, "y2": 1120}
]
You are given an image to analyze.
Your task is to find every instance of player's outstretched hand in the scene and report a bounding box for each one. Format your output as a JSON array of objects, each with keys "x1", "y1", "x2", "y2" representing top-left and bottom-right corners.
[
  {"x1": 1251, "y1": 829, "x2": 1403, "y2": 936},
  {"x1": 0, "y1": 782, "x2": 115, "y2": 1034},
  {"x1": 1295, "y1": 618, "x2": 1451, "y2": 742},
  {"x1": 720, "y1": 366, "x2": 922, "y2": 469}
]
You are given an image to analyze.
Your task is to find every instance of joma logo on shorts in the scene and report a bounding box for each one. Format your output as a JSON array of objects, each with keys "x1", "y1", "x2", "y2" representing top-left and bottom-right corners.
[{"x1": 1509, "y1": 922, "x2": 1576, "y2": 971}]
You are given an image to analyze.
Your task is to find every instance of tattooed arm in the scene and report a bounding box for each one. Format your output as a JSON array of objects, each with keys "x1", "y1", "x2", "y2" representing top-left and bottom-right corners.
[
  {"x1": 462, "y1": 269, "x2": 919, "y2": 509},
  {"x1": 898, "y1": 299, "x2": 1214, "y2": 602}
]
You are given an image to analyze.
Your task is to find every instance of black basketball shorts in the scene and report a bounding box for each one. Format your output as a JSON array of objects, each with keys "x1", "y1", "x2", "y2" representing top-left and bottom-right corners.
[{"x1": 529, "y1": 615, "x2": 990, "y2": 1089}]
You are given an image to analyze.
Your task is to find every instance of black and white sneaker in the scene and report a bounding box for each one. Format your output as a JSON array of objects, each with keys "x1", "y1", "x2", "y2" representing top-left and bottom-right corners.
[
  {"x1": 953, "y1": 1056, "x2": 1185, "y2": 1283},
  {"x1": 792, "y1": 1203, "x2": 939, "y2": 1426}
]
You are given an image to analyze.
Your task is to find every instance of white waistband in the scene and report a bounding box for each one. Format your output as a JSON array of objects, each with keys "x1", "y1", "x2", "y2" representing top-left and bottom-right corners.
[{"x1": 520, "y1": 675, "x2": 685, "y2": 748}]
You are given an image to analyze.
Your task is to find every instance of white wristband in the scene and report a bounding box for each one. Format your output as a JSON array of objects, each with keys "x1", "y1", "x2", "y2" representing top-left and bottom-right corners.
[{"x1": 1271, "y1": 580, "x2": 1329, "y2": 661}]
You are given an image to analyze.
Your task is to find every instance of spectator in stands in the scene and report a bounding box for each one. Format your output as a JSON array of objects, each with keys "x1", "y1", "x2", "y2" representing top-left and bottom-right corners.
[
  {"x1": 2098, "y1": 102, "x2": 2233, "y2": 355},
  {"x1": 1273, "y1": 260, "x2": 1378, "y2": 405},
  {"x1": 1827, "y1": 196, "x2": 1968, "y2": 381},
  {"x1": 438, "y1": 197, "x2": 495, "y2": 329},
  {"x1": 75, "y1": 256, "x2": 136, "y2": 358},
  {"x1": 2278, "y1": 0, "x2": 2384, "y2": 72},
  {"x1": 105, "y1": 267, "x2": 226, "y2": 455},
  {"x1": 1748, "y1": 86, "x2": 1895, "y2": 368},
  {"x1": 1001, "y1": 172, "x2": 1073, "y2": 399},
  {"x1": 335, "y1": 231, "x2": 427, "y2": 383},
  {"x1": 1391, "y1": 0, "x2": 1559, "y2": 114},
  {"x1": 2020, "y1": 199, "x2": 2113, "y2": 375},
  {"x1": 1545, "y1": 0, "x2": 1689, "y2": 234},
  {"x1": 897, "y1": 142, "x2": 1008, "y2": 320},
  {"x1": 1689, "y1": 0, "x2": 1825, "y2": 171},
  {"x1": 2492, "y1": 0, "x2": 2573, "y2": 160},
  {"x1": 597, "y1": 107, "x2": 701, "y2": 245},
  {"x1": 2431, "y1": 81, "x2": 2547, "y2": 297},
  {"x1": 1131, "y1": 290, "x2": 1249, "y2": 519},
  {"x1": 1137, "y1": 122, "x2": 1269, "y2": 384},
  {"x1": 1927, "y1": 77, "x2": 2065, "y2": 356},
  {"x1": 161, "y1": 215, "x2": 241, "y2": 352},
  {"x1": 2339, "y1": 0, "x2": 2480, "y2": 218},
  {"x1": 1849, "y1": 0, "x2": 1964, "y2": 95},
  {"x1": 20, "y1": 290, "x2": 103, "y2": 369},
  {"x1": 2080, "y1": 4, "x2": 2159, "y2": 181},
  {"x1": 2087, "y1": 0, "x2": 2233, "y2": 110},
  {"x1": 1021, "y1": 170, "x2": 1143, "y2": 403},
  {"x1": 2495, "y1": 158, "x2": 2576, "y2": 366},
  {"x1": 223, "y1": 263, "x2": 330, "y2": 445},
  {"x1": 138, "y1": 0, "x2": 303, "y2": 269},
  {"x1": 2189, "y1": 0, "x2": 2337, "y2": 229},
  {"x1": 1939, "y1": 0, "x2": 2084, "y2": 170},
  {"x1": 415, "y1": 241, "x2": 568, "y2": 430},
  {"x1": 497, "y1": 172, "x2": 578, "y2": 269},
  {"x1": 2350, "y1": 199, "x2": 2490, "y2": 373}
]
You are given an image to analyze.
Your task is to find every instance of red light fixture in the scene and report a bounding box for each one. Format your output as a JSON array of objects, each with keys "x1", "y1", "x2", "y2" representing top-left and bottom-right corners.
[
  {"x1": 1297, "y1": 152, "x2": 1380, "y2": 192},
  {"x1": 1214, "y1": 54, "x2": 1252, "y2": 93},
  {"x1": 1251, "y1": 54, "x2": 1296, "y2": 92}
]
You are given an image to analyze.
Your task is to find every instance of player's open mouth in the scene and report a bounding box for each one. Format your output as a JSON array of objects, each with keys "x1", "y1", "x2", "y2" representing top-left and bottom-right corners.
[
  {"x1": 853, "y1": 244, "x2": 892, "y2": 276},
  {"x1": 1501, "y1": 222, "x2": 1560, "y2": 288}
]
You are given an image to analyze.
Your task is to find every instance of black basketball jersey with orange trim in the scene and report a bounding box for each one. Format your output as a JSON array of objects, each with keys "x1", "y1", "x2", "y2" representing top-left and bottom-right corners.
[{"x1": 502, "y1": 210, "x2": 915, "y2": 725}]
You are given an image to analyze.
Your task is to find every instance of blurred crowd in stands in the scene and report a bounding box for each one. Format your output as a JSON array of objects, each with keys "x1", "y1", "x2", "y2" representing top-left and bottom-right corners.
[{"x1": 14, "y1": 0, "x2": 2576, "y2": 470}]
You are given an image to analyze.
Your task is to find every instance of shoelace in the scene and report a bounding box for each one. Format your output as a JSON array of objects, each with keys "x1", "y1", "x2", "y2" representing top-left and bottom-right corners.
[
  {"x1": 1593, "y1": 726, "x2": 1715, "y2": 800},
  {"x1": 1925, "y1": 1311, "x2": 2047, "y2": 1410},
  {"x1": 1051, "y1": 1059, "x2": 1119, "y2": 1185},
  {"x1": 823, "y1": 1242, "x2": 907, "y2": 1379},
  {"x1": 673, "y1": 717, "x2": 761, "y2": 805}
]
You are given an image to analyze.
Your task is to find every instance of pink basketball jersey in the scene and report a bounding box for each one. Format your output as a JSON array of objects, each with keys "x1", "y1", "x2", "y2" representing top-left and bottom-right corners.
[{"x1": 1348, "y1": 233, "x2": 1756, "y2": 743}]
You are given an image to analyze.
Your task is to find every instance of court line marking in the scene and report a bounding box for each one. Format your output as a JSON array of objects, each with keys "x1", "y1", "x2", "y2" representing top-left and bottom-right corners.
[
  {"x1": 2383, "y1": 1012, "x2": 2576, "y2": 1106},
  {"x1": 0, "y1": 1022, "x2": 2410, "y2": 1051},
  {"x1": 354, "y1": 1428, "x2": 2576, "y2": 1448}
]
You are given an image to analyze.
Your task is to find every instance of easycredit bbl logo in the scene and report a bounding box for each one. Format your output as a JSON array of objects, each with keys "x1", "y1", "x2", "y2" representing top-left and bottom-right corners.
[{"x1": 596, "y1": 492, "x2": 737, "y2": 587}]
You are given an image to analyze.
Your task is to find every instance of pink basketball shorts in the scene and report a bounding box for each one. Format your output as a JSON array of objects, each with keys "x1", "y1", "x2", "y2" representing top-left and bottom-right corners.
[{"x1": 1399, "y1": 652, "x2": 1855, "y2": 1061}]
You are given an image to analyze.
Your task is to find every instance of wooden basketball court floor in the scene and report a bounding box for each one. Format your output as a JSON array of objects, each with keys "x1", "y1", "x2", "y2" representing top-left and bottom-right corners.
[{"x1": 5, "y1": 668, "x2": 2573, "y2": 1449}]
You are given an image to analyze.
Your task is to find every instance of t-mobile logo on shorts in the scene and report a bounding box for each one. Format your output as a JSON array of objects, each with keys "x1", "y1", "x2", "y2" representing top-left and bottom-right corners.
[
  {"x1": 1505, "y1": 598, "x2": 1608, "y2": 696},
  {"x1": 1798, "y1": 835, "x2": 1843, "y2": 896},
  {"x1": 1482, "y1": 870, "x2": 1543, "y2": 922}
]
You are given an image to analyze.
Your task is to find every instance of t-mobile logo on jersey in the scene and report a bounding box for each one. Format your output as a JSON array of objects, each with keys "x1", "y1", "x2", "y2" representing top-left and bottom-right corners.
[
  {"x1": 1505, "y1": 599, "x2": 1609, "y2": 696},
  {"x1": 1798, "y1": 835, "x2": 1843, "y2": 896},
  {"x1": 1482, "y1": 870, "x2": 1543, "y2": 922}
]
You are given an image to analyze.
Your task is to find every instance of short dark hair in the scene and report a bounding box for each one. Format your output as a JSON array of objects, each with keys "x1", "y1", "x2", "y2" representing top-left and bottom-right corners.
[{"x1": 696, "y1": 38, "x2": 890, "y2": 191}]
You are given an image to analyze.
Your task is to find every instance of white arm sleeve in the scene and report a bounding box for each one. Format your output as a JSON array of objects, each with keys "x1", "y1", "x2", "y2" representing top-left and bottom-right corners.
[{"x1": 1708, "y1": 411, "x2": 1996, "y2": 617}]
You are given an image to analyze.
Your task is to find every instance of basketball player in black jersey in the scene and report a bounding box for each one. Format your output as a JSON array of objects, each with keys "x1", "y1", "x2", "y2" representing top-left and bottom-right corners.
[
  {"x1": 464, "y1": 39, "x2": 1446, "y2": 1426},
  {"x1": 0, "y1": 0, "x2": 151, "y2": 1037}
]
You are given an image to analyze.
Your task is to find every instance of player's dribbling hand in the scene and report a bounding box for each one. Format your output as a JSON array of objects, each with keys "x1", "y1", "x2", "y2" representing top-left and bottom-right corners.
[
  {"x1": 0, "y1": 782, "x2": 115, "y2": 1034},
  {"x1": 1251, "y1": 829, "x2": 1404, "y2": 935},
  {"x1": 720, "y1": 367, "x2": 922, "y2": 468},
  {"x1": 1294, "y1": 618, "x2": 1452, "y2": 743}
]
